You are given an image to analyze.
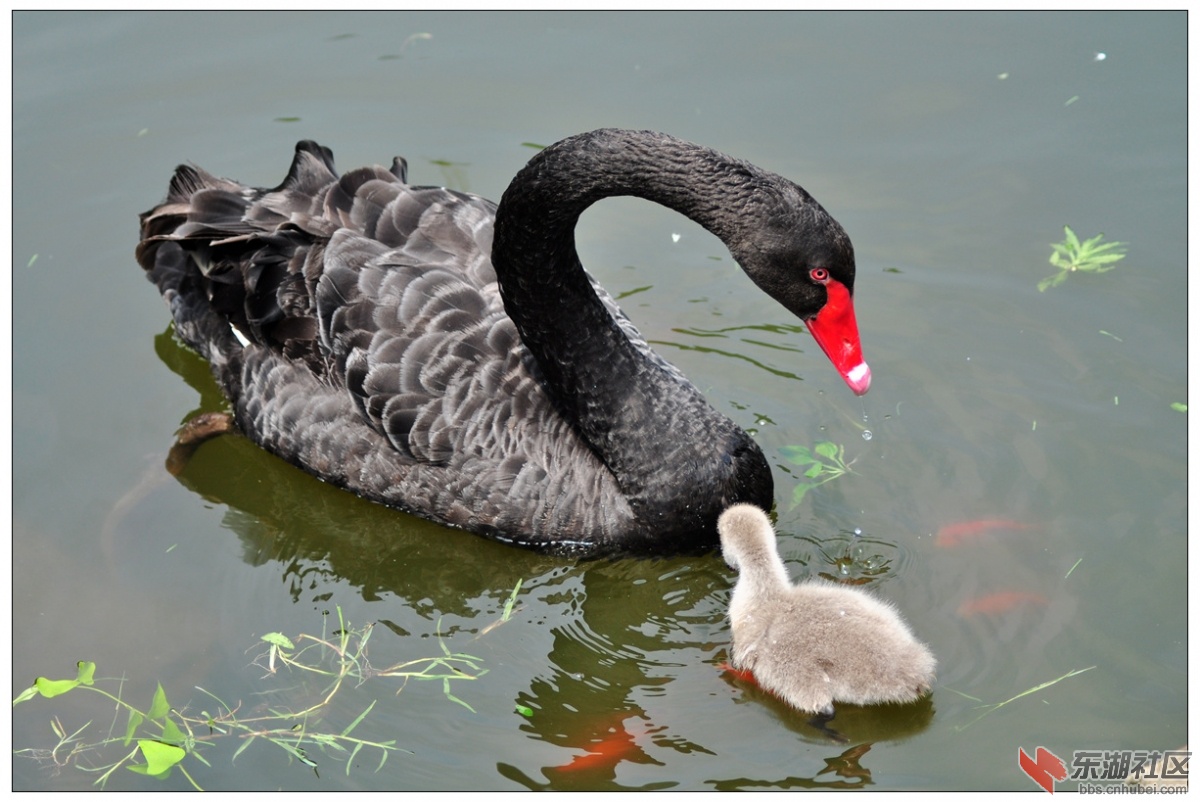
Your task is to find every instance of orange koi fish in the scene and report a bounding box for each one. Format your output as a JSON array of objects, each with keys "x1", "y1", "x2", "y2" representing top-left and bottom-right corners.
[
  {"x1": 957, "y1": 591, "x2": 1048, "y2": 617},
  {"x1": 552, "y1": 734, "x2": 637, "y2": 773},
  {"x1": 717, "y1": 661, "x2": 758, "y2": 686},
  {"x1": 935, "y1": 519, "x2": 1035, "y2": 547},
  {"x1": 547, "y1": 713, "x2": 643, "y2": 775}
]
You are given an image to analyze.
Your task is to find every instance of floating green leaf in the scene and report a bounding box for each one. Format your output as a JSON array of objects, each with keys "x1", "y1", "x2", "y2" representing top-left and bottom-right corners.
[
  {"x1": 33, "y1": 676, "x2": 80, "y2": 698},
  {"x1": 261, "y1": 632, "x2": 295, "y2": 650},
  {"x1": 501, "y1": 579, "x2": 522, "y2": 622},
  {"x1": 147, "y1": 683, "x2": 171, "y2": 720},
  {"x1": 814, "y1": 441, "x2": 839, "y2": 460},
  {"x1": 12, "y1": 686, "x2": 39, "y2": 705},
  {"x1": 1171, "y1": 402, "x2": 1187, "y2": 413},
  {"x1": 124, "y1": 710, "x2": 144, "y2": 745},
  {"x1": 160, "y1": 718, "x2": 187, "y2": 746},
  {"x1": 341, "y1": 700, "x2": 376, "y2": 738},
  {"x1": 129, "y1": 739, "x2": 186, "y2": 777}
]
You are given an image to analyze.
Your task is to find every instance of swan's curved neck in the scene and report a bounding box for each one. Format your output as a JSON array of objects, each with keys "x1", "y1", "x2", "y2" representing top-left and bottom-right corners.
[{"x1": 492, "y1": 130, "x2": 774, "y2": 534}]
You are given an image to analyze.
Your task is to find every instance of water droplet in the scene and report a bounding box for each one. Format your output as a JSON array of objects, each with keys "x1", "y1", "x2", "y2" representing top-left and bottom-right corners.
[{"x1": 862, "y1": 429, "x2": 873, "y2": 441}]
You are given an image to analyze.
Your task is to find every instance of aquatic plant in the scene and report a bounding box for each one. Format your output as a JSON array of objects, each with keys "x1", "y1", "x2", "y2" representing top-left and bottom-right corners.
[
  {"x1": 13, "y1": 608, "x2": 488, "y2": 790},
  {"x1": 1039, "y1": 226, "x2": 1128, "y2": 292},
  {"x1": 948, "y1": 665, "x2": 1096, "y2": 731},
  {"x1": 779, "y1": 440, "x2": 855, "y2": 506}
]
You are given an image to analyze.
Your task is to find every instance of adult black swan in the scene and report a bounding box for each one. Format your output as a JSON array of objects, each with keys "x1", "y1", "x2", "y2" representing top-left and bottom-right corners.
[{"x1": 137, "y1": 129, "x2": 869, "y2": 555}]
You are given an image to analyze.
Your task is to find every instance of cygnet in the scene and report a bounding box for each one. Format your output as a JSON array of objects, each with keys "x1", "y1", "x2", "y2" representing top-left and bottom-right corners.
[{"x1": 718, "y1": 503, "x2": 936, "y2": 716}]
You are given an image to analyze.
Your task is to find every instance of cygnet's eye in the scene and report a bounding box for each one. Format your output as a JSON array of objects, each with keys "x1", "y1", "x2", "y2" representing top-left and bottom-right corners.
[{"x1": 809, "y1": 267, "x2": 830, "y2": 283}]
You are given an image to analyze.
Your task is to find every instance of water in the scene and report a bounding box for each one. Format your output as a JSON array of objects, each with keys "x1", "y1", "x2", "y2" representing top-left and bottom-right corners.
[{"x1": 12, "y1": 11, "x2": 1188, "y2": 791}]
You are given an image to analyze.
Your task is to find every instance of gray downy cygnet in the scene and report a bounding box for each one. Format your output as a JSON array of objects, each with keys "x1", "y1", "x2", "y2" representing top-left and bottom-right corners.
[{"x1": 718, "y1": 503, "x2": 936, "y2": 716}]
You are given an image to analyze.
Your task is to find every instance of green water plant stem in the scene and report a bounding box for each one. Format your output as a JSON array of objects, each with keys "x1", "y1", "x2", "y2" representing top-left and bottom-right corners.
[{"x1": 953, "y1": 665, "x2": 1096, "y2": 730}]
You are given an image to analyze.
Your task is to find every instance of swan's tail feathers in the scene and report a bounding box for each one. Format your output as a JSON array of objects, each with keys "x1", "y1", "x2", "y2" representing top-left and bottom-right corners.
[
  {"x1": 276, "y1": 140, "x2": 339, "y2": 195},
  {"x1": 390, "y1": 156, "x2": 408, "y2": 183},
  {"x1": 137, "y1": 144, "x2": 344, "y2": 397}
]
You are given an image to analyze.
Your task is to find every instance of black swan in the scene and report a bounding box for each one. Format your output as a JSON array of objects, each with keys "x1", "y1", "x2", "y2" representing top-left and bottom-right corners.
[
  {"x1": 717, "y1": 504, "x2": 935, "y2": 715},
  {"x1": 137, "y1": 129, "x2": 869, "y2": 555}
]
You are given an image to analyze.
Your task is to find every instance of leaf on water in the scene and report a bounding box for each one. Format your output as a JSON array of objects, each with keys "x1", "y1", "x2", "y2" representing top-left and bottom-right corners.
[
  {"x1": 814, "y1": 441, "x2": 839, "y2": 460},
  {"x1": 1037, "y1": 271, "x2": 1069, "y2": 293},
  {"x1": 347, "y1": 742, "x2": 364, "y2": 776},
  {"x1": 341, "y1": 699, "x2": 376, "y2": 737},
  {"x1": 779, "y1": 445, "x2": 816, "y2": 465},
  {"x1": 515, "y1": 704, "x2": 534, "y2": 717},
  {"x1": 501, "y1": 579, "x2": 523, "y2": 622},
  {"x1": 34, "y1": 676, "x2": 80, "y2": 698},
  {"x1": 147, "y1": 683, "x2": 171, "y2": 720},
  {"x1": 1171, "y1": 402, "x2": 1187, "y2": 413},
  {"x1": 160, "y1": 718, "x2": 186, "y2": 746},
  {"x1": 75, "y1": 661, "x2": 96, "y2": 685},
  {"x1": 12, "y1": 685, "x2": 39, "y2": 705},
  {"x1": 231, "y1": 735, "x2": 255, "y2": 763},
  {"x1": 444, "y1": 689, "x2": 477, "y2": 713},
  {"x1": 261, "y1": 632, "x2": 295, "y2": 650},
  {"x1": 131, "y1": 739, "x2": 186, "y2": 777},
  {"x1": 124, "y1": 710, "x2": 144, "y2": 745}
]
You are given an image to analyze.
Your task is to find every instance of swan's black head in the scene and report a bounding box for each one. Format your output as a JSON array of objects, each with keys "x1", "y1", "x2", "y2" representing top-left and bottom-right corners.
[{"x1": 732, "y1": 181, "x2": 871, "y2": 395}]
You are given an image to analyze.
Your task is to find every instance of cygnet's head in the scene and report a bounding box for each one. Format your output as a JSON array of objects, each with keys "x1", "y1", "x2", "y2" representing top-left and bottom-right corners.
[{"x1": 717, "y1": 503, "x2": 776, "y2": 571}]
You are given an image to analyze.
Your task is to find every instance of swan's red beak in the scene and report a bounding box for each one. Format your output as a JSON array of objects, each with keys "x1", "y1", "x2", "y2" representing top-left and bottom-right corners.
[{"x1": 806, "y1": 278, "x2": 871, "y2": 396}]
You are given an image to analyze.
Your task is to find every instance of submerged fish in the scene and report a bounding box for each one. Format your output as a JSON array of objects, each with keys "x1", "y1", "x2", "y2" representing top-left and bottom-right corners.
[
  {"x1": 546, "y1": 712, "x2": 647, "y2": 776},
  {"x1": 935, "y1": 519, "x2": 1035, "y2": 547},
  {"x1": 718, "y1": 660, "x2": 758, "y2": 686},
  {"x1": 551, "y1": 734, "x2": 637, "y2": 774},
  {"x1": 957, "y1": 591, "x2": 1048, "y2": 617}
]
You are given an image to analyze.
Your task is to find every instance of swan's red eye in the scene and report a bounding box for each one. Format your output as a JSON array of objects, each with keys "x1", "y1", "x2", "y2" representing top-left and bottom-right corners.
[{"x1": 809, "y1": 267, "x2": 829, "y2": 283}]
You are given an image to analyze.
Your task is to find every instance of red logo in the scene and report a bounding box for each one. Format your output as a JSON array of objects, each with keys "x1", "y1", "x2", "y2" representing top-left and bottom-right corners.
[{"x1": 1019, "y1": 746, "x2": 1068, "y2": 793}]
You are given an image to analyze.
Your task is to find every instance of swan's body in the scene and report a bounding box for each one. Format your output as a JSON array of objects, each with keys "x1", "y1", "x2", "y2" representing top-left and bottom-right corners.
[
  {"x1": 718, "y1": 504, "x2": 935, "y2": 715},
  {"x1": 137, "y1": 130, "x2": 869, "y2": 554}
]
